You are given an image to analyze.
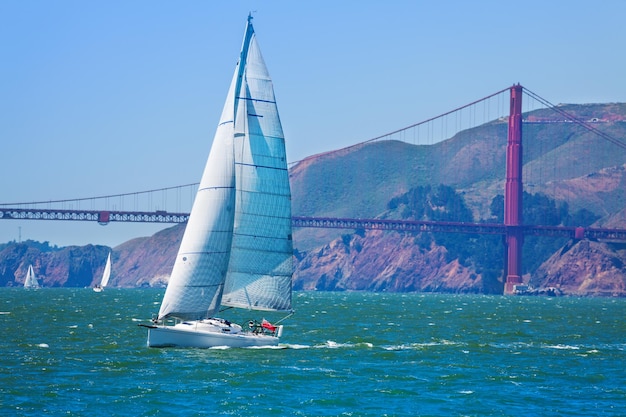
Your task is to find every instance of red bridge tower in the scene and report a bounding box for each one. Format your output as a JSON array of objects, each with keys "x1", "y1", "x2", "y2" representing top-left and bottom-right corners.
[{"x1": 504, "y1": 84, "x2": 524, "y2": 294}]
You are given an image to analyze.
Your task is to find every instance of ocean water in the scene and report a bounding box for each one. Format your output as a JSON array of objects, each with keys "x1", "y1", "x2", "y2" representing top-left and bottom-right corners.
[{"x1": 1, "y1": 289, "x2": 624, "y2": 416}]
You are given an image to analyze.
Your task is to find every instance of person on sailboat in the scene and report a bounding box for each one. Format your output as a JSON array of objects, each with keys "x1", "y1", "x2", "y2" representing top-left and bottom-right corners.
[
  {"x1": 249, "y1": 320, "x2": 263, "y2": 334},
  {"x1": 248, "y1": 319, "x2": 277, "y2": 334}
]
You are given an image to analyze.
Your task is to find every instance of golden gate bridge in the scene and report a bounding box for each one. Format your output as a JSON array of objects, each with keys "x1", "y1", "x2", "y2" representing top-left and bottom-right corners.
[{"x1": 3, "y1": 84, "x2": 626, "y2": 294}]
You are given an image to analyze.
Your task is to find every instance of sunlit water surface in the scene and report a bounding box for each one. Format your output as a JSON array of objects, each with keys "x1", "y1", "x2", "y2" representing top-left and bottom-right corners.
[{"x1": 1, "y1": 289, "x2": 624, "y2": 416}]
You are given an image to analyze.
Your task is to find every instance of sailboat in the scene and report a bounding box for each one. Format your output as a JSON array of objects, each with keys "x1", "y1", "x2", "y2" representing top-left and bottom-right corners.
[
  {"x1": 143, "y1": 15, "x2": 294, "y2": 348},
  {"x1": 23, "y1": 265, "x2": 40, "y2": 289},
  {"x1": 93, "y1": 252, "x2": 111, "y2": 292}
]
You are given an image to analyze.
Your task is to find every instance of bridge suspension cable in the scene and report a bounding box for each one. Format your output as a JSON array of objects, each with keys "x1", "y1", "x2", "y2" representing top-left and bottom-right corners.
[
  {"x1": 523, "y1": 88, "x2": 626, "y2": 150},
  {"x1": 0, "y1": 183, "x2": 199, "y2": 208},
  {"x1": 290, "y1": 86, "x2": 513, "y2": 167}
]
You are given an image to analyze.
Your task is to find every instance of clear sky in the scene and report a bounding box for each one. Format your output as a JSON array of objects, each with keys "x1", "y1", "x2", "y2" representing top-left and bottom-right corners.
[{"x1": 1, "y1": 0, "x2": 625, "y2": 248}]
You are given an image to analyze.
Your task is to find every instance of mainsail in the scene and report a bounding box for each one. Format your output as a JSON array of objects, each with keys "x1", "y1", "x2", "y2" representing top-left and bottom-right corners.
[
  {"x1": 157, "y1": 15, "x2": 292, "y2": 321},
  {"x1": 100, "y1": 252, "x2": 111, "y2": 288}
]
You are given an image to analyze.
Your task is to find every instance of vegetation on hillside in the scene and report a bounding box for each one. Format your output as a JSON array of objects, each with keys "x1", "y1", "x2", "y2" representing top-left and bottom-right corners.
[
  {"x1": 386, "y1": 185, "x2": 600, "y2": 285},
  {"x1": 0, "y1": 240, "x2": 60, "y2": 253}
]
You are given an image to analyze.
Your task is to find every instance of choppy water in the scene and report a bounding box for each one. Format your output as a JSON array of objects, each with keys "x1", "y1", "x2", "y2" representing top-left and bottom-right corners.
[{"x1": 1, "y1": 289, "x2": 624, "y2": 416}]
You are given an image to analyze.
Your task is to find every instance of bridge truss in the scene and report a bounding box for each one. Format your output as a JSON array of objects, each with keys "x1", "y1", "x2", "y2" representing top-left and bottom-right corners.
[
  {"x1": 2, "y1": 207, "x2": 625, "y2": 242},
  {"x1": 0, "y1": 208, "x2": 189, "y2": 225}
]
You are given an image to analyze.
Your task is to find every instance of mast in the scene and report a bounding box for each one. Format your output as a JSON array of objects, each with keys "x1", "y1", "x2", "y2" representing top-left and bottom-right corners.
[{"x1": 157, "y1": 16, "x2": 260, "y2": 321}]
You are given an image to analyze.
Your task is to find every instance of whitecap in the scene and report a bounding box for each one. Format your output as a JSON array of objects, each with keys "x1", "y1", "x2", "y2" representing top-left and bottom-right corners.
[
  {"x1": 320, "y1": 340, "x2": 353, "y2": 349},
  {"x1": 283, "y1": 343, "x2": 310, "y2": 349},
  {"x1": 249, "y1": 344, "x2": 289, "y2": 350},
  {"x1": 37, "y1": 343, "x2": 49, "y2": 348},
  {"x1": 544, "y1": 344, "x2": 579, "y2": 350},
  {"x1": 383, "y1": 345, "x2": 408, "y2": 351}
]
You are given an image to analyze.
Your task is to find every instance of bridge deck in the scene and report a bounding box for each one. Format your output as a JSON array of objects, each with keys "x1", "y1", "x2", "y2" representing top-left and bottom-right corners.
[{"x1": 2, "y1": 208, "x2": 626, "y2": 241}]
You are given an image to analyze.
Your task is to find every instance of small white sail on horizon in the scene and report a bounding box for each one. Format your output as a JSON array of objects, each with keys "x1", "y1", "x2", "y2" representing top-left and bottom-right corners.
[
  {"x1": 94, "y1": 252, "x2": 111, "y2": 292},
  {"x1": 24, "y1": 264, "x2": 40, "y2": 289},
  {"x1": 144, "y1": 14, "x2": 293, "y2": 348}
]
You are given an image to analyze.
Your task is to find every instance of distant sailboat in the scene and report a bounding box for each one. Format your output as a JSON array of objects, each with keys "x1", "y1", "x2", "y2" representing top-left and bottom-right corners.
[
  {"x1": 143, "y1": 15, "x2": 293, "y2": 348},
  {"x1": 93, "y1": 252, "x2": 111, "y2": 292},
  {"x1": 23, "y1": 265, "x2": 40, "y2": 289}
]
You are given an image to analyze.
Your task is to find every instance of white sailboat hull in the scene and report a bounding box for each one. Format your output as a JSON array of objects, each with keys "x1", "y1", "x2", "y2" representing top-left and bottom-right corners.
[{"x1": 146, "y1": 320, "x2": 280, "y2": 348}]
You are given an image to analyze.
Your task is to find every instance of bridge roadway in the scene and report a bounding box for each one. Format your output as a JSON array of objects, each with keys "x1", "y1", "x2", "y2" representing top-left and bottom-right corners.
[
  {"x1": 2, "y1": 207, "x2": 626, "y2": 241},
  {"x1": 293, "y1": 217, "x2": 626, "y2": 241},
  {"x1": 0, "y1": 207, "x2": 189, "y2": 225}
]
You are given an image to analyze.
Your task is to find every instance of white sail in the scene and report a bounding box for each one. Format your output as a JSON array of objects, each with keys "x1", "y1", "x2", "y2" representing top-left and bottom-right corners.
[
  {"x1": 24, "y1": 265, "x2": 40, "y2": 289},
  {"x1": 157, "y1": 16, "x2": 292, "y2": 322},
  {"x1": 221, "y1": 29, "x2": 293, "y2": 312},
  {"x1": 100, "y1": 252, "x2": 112, "y2": 288}
]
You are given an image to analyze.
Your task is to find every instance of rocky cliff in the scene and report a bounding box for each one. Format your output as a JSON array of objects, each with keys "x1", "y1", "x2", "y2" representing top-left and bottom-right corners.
[
  {"x1": 294, "y1": 229, "x2": 491, "y2": 293},
  {"x1": 0, "y1": 242, "x2": 110, "y2": 288},
  {"x1": 533, "y1": 239, "x2": 626, "y2": 296},
  {"x1": 0, "y1": 225, "x2": 184, "y2": 288}
]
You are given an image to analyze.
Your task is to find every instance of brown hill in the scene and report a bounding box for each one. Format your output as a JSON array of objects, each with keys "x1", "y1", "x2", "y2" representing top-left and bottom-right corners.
[
  {"x1": 291, "y1": 104, "x2": 626, "y2": 250},
  {"x1": 3, "y1": 103, "x2": 626, "y2": 295},
  {"x1": 289, "y1": 103, "x2": 626, "y2": 296},
  {"x1": 112, "y1": 224, "x2": 183, "y2": 287}
]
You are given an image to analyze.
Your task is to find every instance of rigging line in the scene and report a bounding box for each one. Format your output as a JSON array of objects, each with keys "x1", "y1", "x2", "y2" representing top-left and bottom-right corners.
[
  {"x1": 0, "y1": 183, "x2": 200, "y2": 207},
  {"x1": 273, "y1": 311, "x2": 295, "y2": 325},
  {"x1": 523, "y1": 88, "x2": 626, "y2": 150}
]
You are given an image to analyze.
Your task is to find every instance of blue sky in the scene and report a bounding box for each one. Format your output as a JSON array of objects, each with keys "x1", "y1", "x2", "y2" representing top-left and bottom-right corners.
[{"x1": 1, "y1": 0, "x2": 625, "y2": 248}]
